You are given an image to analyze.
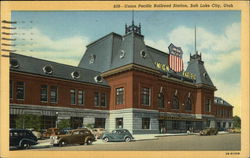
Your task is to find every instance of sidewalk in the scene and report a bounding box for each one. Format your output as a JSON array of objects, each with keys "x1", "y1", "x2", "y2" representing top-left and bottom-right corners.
[{"x1": 33, "y1": 131, "x2": 229, "y2": 149}]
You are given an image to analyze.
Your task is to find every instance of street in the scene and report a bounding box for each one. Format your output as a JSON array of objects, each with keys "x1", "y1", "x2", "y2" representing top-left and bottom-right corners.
[{"x1": 32, "y1": 133, "x2": 240, "y2": 151}]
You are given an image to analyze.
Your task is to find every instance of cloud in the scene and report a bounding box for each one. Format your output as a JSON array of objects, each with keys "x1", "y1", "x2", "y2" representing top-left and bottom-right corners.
[{"x1": 13, "y1": 28, "x2": 89, "y2": 66}]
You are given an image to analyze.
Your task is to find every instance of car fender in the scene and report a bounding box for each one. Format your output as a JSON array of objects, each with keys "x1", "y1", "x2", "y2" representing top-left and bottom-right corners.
[
  {"x1": 123, "y1": 135, "x2": 132, "y2": 140},
  {"x1": 19, "y1": 138, "x2": 37, "y2": 147}
]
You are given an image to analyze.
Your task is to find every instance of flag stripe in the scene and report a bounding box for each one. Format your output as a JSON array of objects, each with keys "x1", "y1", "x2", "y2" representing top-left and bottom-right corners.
[{"x1": 169, "y1": 55, "x2": 183, "y2": 72}]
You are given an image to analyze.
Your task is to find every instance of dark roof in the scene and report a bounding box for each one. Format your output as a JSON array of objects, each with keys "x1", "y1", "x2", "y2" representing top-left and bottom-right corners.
[
  {"x1": 10, "y1": 53, "x2": 109, "y2": 86},
  {"x1": 214, "y1": 97, "x2": 233, "y2": 107},
  {"x1": 78, "y1": 32, "x2": 169, "y2": 73},
  {"x1": 185, "y1": 53, "x2": 214, "y2": 87}
]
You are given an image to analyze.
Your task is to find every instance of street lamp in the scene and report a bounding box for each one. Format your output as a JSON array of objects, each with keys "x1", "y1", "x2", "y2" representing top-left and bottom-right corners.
[{"x1": 55, "y1": 112, "x2": 58, "y2": 128}]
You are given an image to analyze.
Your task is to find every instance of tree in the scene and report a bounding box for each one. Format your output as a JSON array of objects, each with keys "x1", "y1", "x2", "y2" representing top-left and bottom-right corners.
[
  {"x1": 233, "y1": 115, "x2": 241, "y2": 128},
  {"x1": 15, "y1": 114, "x2": 41, "y2": 131},
  {"x1": 57, "y1": 119, "x2": 70, "y2": 130}
]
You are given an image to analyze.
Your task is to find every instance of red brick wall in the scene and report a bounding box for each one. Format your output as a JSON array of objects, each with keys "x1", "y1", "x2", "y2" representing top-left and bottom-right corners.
[
  {"x1": 105, "y1": 69, "x2": 215, "y2": 114},
  {"x1": 214, "y1": 104, "x2": 233, "y2": 118},
  {"x1": 10, "y1": 72, "x2": 110, "y2": 110}
]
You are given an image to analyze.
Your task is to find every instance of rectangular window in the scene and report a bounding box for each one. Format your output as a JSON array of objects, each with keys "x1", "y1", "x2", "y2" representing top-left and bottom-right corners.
[
  {"x1": 172, "y1": 120, "x2": 179, "y2": 129},
  {"x1": 94, "y1": 118, "x2": 106, "y2": 128},
  {"x1": 142, "y1": 118, "x2": 150, "y2": 129},
  {"x1": 16, "y1": 81, "x2": 25, "y2": 100},
  {"x1": 70, "y1": 89, "x2": 76, "y2": 105},
  {"x1": 40, "y1": 85, "x2": 48, "y2": 102},
  {"x1": 116, "y1": 87, "x2": 124, "y2": 105},
  {"x1": 78, "y1": 90, "x2": 84, "y2": 105},
  {"x1": 157, "y1": 93, "x2": 164, "y2": 108},
  {"x1": 50, "y1": 86, "x2": 57, "y2": 103},
  {"x1": 141, "y1": 87, "x2": 151, "y2": 106},
  {"x1": 94, "y1": 92, "x2": 100, "y2": 106},
  {"x1": 205, "y1": 99, "x2": 211, "y2": 112},
  {"x1": 10, "y1": 80, "x2": 13, "y2": 99},
  {"x1": 100, "y1": 93, "x2": 106, "y2": 107}
]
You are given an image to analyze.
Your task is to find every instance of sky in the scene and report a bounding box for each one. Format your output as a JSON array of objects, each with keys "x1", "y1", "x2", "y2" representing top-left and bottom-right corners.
[{"x1": 11, "y1": 11, "x2": 241, "y2": 117}]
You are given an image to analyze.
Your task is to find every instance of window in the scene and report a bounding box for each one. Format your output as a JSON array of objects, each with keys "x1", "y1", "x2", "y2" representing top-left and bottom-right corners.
[
  {"x1": 94, "y1": 92, "x2": 100, "y2": 106},
  {"x1": 40, "y1": 85, "x2": 48, "y2": 102},
  {"x1": 100, "y1": 93, "x2": 106, "y2": 107},
  {"x1": 16, "y1": 81, "x2": 24, "y2": 100},
  {"x1": 116, "y1": 118, "x2": 123, "y2": 129},
  {"x1": 185, "y1": 98, "x2": 192, "y2": 111},
  {"x1": 50, "y1": 86, "x2": 57, "y2": 103},
  {"x1": 116, "y1": 87, "x2": 124, "y2": 105},
  {"x1": 172, "y1": 95, "x2": 179, "y2": 109},
  {"x1": 70, "y1": 89, "x2": 76, "y2": 105},
  {"x1": 78, "y1": 90, "x2": 84, "y2": 105},
  {"x1": 10, "y1": 80, "x2": 13, "y2": 99},
  {"x1": 142, "y1": 118, "x2": 150, "y2": 129},
  {"x1": 172, "y1": 120, "x2": 179, "y2": 129},
  {"x1": 205, "y1": 99, "x2": 211, "y2": 112},
  {"x1": 141, "y1": 87, "x2": 151, "y2": 106},
  {"x1": 94, "y1": 118, "x2": 106, "y2": 128},
  {"x1": 157, "y1": 93, "x2": 164, "y2": 108}
]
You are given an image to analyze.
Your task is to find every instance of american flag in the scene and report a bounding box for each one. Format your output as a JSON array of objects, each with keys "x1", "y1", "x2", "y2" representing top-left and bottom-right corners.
[{"x1": 168, "y1": 43, "x2": 184, "y2": 72}]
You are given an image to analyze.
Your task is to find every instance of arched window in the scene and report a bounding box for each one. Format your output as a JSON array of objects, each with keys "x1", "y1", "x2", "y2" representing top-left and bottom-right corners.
[
  {"x1": 158, "y1": 93, "x2": 164, "y2": 108},
  {"x1": 172, "y1": 95, "x2": 179, "y2": 109},
  {"x1": 185, "y1": 98, "x2": 192, "y2": 111}
]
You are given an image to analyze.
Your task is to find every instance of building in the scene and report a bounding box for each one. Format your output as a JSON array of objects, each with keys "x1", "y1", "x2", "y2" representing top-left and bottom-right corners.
[{"x1": 9, "y1": 21, "x2": 233, "y2": 134}]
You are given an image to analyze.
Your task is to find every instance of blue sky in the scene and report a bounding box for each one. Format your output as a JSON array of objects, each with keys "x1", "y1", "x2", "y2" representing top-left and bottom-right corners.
[{"x1": 11, "y1": 11, "x2": 241, "y2": 116}]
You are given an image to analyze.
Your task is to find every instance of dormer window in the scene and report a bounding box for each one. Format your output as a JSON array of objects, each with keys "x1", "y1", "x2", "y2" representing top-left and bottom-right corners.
[
  {"x1": 203, "y1": 72, "x2": 208, "y2": 79},
  {"x1": 43, "y1": 65, "x2": 53, "y2": 75},
  {"x1": 94, "y1": 75, "x2": 103, "y2": 83},
  {"x1": 10, "y1": 58, "x2": 19, "y2": 68},
  {"x1": 71, "y1": 71, "x2": 80, "y2": 79},
  {"x1": 89, "y1": 54, "x2": 96, "y2": 64},
  {"x1": 120, "y1": 50, "x2": 126, "y2": 59},
  {"x1": 140, "y1": 50, "x2": 147, "y2": 58}
]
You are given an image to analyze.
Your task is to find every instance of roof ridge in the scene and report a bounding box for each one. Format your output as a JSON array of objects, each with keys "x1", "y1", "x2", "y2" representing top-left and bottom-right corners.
[{"x1": 11, "y1": 53, "x2": 102, "y2": 74}]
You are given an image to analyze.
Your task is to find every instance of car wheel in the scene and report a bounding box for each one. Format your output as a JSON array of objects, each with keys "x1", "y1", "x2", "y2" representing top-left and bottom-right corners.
[
  {"x1": 103, "y1": 137, "x2": 109, "y2": 142},
  {"x1": 125, "y1": 137, "x2": 131, "y2": 142},
  {"x1": 59, "y1": 140, "x2": 66, "y2": 147},
  {"x1": 86, "y1": 139, "x2": 93, "y2": 145},
  {"x1": 21, "y1": 141, "x2": 31, "y2": 149}
]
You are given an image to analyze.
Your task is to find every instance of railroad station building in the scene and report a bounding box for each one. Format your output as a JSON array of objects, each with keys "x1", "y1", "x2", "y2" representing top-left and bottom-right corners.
[{"x1": 9, "y1": 22, "x2": 234, "y2": 134}]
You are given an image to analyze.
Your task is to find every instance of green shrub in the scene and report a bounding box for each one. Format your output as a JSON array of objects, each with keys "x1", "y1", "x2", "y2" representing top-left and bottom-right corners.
[
  {"x1": 57, "y1": 119, "x2": 70, "y2": 130},
  {"x1": 15, "y1": 114, "x2": 41, "y2": 131}
]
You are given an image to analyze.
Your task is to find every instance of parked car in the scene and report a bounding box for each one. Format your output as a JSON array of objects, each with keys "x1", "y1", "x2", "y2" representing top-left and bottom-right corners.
[
  {"x1": 50, "y1": 128, "x2": 96, "y2": 147},
  {"x1": 42, "y1": 128, "x2": 59, "y2": 138},
  {"x1": 227, "y1": 128, "x2": 241, "y2": 133},
  {"x1": 10, "y1": 129, "x2": 38, "y2": 149},
  {"x1": 27, "y1": 128, "x2": 42, "y2": 140},
  {"x1": 59, "y1": 127, "x2": 73, "y2": 135},
  {"x1": 102, "y1": 129, "x2": 134, "y2": 142},
  {"x1": 91, "y1": 128, "x2": 106, "y2": 139},
  {"x1": 199, "y1": 128, "x2": 218, "y2": 136}
]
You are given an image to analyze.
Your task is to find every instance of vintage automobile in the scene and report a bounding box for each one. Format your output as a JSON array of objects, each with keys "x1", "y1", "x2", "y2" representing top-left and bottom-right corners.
[
  {"x1": 10, "y1": 129, "x2": 38, "y2": 149},
  {"x1": 199, "y1": 128, "x2": 218, "y2": 136},
  {"x1": 50, "y1": 128, "x2": 96, "y2": 147},
  {"x1": 91, "y1": 128, "x2": 106, "y2": 139},
  {"x1": 227, "y1": 128, "x2": 241, "y2": 133},
  {"x1": 42, "y1": 128, "x2": 59, "y2": 138},
  {"x1": 102, "y1": 129, "x2": 134, "y2": 142}
]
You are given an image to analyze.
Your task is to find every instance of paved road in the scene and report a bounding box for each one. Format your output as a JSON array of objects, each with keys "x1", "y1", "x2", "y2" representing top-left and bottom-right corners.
[{"x1": 33, "y1": 133, "x2": 240, "y2": 151}]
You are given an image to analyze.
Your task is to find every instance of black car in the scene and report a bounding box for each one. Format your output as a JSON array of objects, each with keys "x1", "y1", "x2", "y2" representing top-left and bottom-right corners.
[{"x1": 10, "y1": 129, "x2": 38, "y2": 149}]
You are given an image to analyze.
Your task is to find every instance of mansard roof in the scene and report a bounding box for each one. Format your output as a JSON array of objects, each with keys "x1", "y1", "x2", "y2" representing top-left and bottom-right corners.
[
  {"x1": 10, "y1": 53, "x2": 109, "y2": 86},
  {"x1": 214, "y1": 97, "x2": 233, "y2": 107}
]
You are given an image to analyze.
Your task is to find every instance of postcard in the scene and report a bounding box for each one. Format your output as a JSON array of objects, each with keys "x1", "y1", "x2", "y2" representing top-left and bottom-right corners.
[{"x1": 0, "y1": 1, "x2": 249, "y2": 158}]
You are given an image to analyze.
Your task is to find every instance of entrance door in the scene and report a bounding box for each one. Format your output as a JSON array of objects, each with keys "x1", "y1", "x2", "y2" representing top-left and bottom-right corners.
[{"x1": 116, "y1": 118, "x2": 123, "y2": 129}]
